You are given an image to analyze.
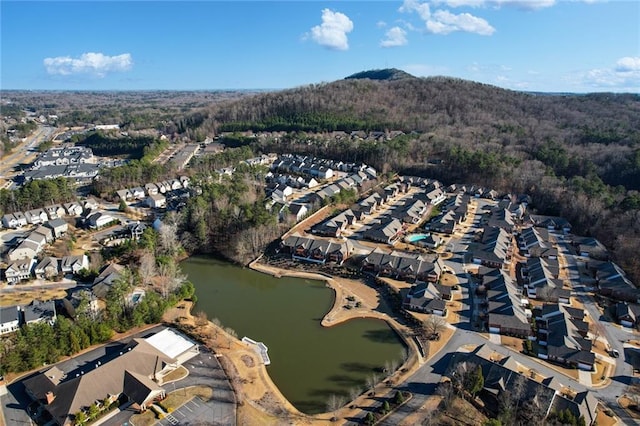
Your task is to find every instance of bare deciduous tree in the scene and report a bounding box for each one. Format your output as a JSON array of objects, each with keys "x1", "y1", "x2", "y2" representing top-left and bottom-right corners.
[
  {"x1": 195, "y1": 310, "x2": 208, "y2": 327},
  {"x1": 138, "y1": 250, "x2": 156, "y2": 286},
  {"x1": 436, "y1": 381, "x2": 454, "y2": 410},
  {"x1": 366, "y1": 373, "x2": 379, "y2": 393},
  {"x1": 225, "y1": 327, "x2": 238, "y2": 349},
  {"x1": 422, "y1": 315, "x2": 447, "y2": 338},
  {"x1": 326, "y1": 394, "x2": 345, "y2": 421}
]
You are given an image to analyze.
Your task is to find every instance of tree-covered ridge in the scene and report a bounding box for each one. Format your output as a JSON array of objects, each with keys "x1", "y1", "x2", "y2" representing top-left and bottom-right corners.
[
  {"x1": 218, "y1": 111, "x2": 395, "y2": 133},
  {"x1": 345, "y1": 68, "x2": 416, "y2": 81}
]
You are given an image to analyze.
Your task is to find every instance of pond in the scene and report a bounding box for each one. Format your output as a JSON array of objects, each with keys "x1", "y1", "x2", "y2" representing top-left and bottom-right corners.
[{"x1": 181, "y1": 256, "x2": 405, "y2": 414}]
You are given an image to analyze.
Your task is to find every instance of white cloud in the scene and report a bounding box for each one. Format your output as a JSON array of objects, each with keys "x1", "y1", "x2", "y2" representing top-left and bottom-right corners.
[
  {"x1": 615, "y1": 56, "x2": 640, "y2": 72},
  {"x1": 578, "y1": 56, "x2": 640, "y2": 91},
  {"x1": 399, "y1": 0, "x2": 432, "y2": 21},
  {"x1": 400, "y1": 0, "x2": 495, "y2": 35},
  {"x1": 427, "y1": 9, "x2": 495, "y2": 35},
  {"x1": 309, "y1": 9, "x2": 354, "y2": 51},
  {"x1": 43, "y1": 52, "x2": 132, "y2": 77},
  {"x1": 377, "y1": 20, "x2": 387, "y2": 28},
  {"x1": 380, "y1": 27, "x2": 408, "y2": 47}
]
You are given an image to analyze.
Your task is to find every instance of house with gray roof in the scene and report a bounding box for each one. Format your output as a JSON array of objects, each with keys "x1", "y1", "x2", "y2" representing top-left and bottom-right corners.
[
  {"x1": 4, "y1": 258, "x2": 36, "y2": 283},
  {"x1": 46, "y1": 218, "x2": 69, "y2": 238},
  {"x1": 403, "y1": 281, "x2": 450, "y2": 316},
  {"x1": 35, "y1": 257, "x2": 61, "y2": 280},
  {"x1": 25, "y1": 208, "x2": 49, "y2": 225},
  {"x1": 615, "y1": 302, "x2": 640, "y2": 328},
  {"x1": 448, "y1": 344, "x2": 597, "y2": 425},
  {"x1": 63, "y1": 202, "x2": 83, "y2": 217},
  {"x1": 33, "y1": 225, "x2": 54, "y2": 243},
  {"x1": 469, "y1": 227, "x2": 512, "y2": 269},
  {"x1": 0, "y1": 305, "x2": 21, "y2": 335},
  {"x1": 44, "y1": 204, "x2": 66, "y2": 220},
  {"x1": 362, "y1": 218, "x2": 404, "y2": 245},
  {"x1": 8, "y1": 239, "x2": 41, "y2": 261},
  {"x1": 22, "y1": 328, "x2": 198, "y2": 425},
  {"x1": 482, "y1": 270, "x2": 532, "y2": 338},
  {"x1": 61, "y1": 255, "x2": 89, "y2": 275},
  {"x1": 535, "y1": 303, "x2": 594, "y2": 371},
  {"x1": 281, "y1": 235, "x2": 352, "y2": 265},
  {"x1": 23, "y1": 299, "x2": 57, "y2": 327},
  {"x1": 362, "y1": 248, "x2": 443, "y2": 283}
]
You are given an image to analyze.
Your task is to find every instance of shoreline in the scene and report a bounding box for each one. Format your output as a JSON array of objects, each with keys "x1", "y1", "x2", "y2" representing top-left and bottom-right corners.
[
  {"x1": 171, "y1": 258, "x2": 427, "y2": 424},
  {"x1": 247, "y1": 259, "x2": 424, "y2": 372}
]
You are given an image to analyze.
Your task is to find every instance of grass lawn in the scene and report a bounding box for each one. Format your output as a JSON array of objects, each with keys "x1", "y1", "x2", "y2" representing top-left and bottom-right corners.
[
  {"x1": 591, "y1": 359, "x2": 611, "y2": 384},
  {"x1": 439, "y1": 396, "x2": 488, "y2": 425},
  {"x1": 595, "y1": 406, "x2": 617, "y2": 426},
  {"x1": 0, "y1": 288, "x2": 67, "y2": 306},
  {"x1": 440, "y1": 272, "x2": 458, "y2": 286},
  {"x1": 237, "y1": 402, "x2": 284, "y2": 426},
  {"x1": 619, "y1": 396, "x2": 640, "y2": 419},
  {"x1": 130, "y1": 386, "x2": 213, "y2": 426},
  {"x1": 501, "y1": 336, "x2": 524, "y2": 352},
  {"x1": 160, "y1": 366, "x2": 188, "y2": 384}
]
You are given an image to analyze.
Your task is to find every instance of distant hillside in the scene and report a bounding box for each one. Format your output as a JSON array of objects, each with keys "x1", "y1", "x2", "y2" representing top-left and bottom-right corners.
[
  {"x1": 344, "y1": 68, "x2": 415, "y2": 81},
  {"x1": 195, "y1": 74, "x2": 640, "y2": 282}
]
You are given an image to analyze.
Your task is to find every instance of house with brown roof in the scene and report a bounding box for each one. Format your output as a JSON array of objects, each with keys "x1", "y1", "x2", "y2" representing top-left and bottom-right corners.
[{"x1": 23, "y1": 328, "x2": 198, "y2": 425}]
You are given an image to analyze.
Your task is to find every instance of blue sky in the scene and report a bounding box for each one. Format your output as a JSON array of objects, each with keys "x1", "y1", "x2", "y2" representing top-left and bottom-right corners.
[{"x1": 1, "y1": 1, "x2": 638, "y2": 92}]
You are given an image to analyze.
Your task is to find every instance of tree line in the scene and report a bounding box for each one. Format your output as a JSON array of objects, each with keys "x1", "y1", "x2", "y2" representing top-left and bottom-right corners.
[{"x1": 0, "y1": 177, "x2": 76, "y2": 215}]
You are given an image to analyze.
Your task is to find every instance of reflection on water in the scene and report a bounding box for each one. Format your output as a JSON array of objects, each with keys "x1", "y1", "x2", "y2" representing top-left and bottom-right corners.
[{"x1": 181, "y1": 256, "x2": 405, "y2": 414}]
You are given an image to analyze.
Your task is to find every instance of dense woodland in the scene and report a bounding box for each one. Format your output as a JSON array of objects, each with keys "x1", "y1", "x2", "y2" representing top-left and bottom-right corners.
[{"x1": 73, "y1": 131, "x2": 168, "y2": 160}]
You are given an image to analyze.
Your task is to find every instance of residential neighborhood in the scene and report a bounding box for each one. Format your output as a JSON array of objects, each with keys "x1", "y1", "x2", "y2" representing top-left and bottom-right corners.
[{"x1": 1, "y1": 147, "x2": 639, "y2": 426}]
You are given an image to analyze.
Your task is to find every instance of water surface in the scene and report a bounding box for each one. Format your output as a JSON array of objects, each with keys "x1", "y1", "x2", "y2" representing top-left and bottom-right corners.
[{"x1": 182, "y1": 256, "x2": 405, "y2": 413}]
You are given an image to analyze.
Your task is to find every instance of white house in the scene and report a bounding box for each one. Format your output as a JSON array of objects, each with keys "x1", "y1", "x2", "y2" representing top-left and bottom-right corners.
[
  {"x1": 46, "y1": 218, "x2": 69, "y2": 238},
  {"x1": 0, "y1": 306, "x2": 20, "y2": 335},
  {"x1": 63, "y1": 202, "x2": 84, "y2": 216},
  {"x1": 25, "y1": 209, "x2": 49, "y2": 225},
  {"x1": 2, "y1": 213, "x2": 20, "y2": 229},
  {"x1": 146, "y1": 194, "x2": 167, "y2": 209},
  {"x1": 8, "y1": 240, "x2": 41, "y2": 261},
  {"x1": 13, "y1": 212, "x2": 28, "y2": 227},
  {"x1": 44, "y1": 204, "x2": 66, "y2": 220},
  {"x1": 288, "y1": 203, "x2": 309, "y2": 222},
  {"x1": 131, "y1": 187, "x2": 146, "y2": 200},
  {"x1": 61, "y1": 255, "x2": 89, "y2": 275},
  {"x1": 5, "y1": 259, "x2": 36, "y2": 284},
  {"x1": 34, "y1": 257, "x2": 60, "y2": 279},
  {"x1": 83, "y1": 197, "x2": 99, "y2": 211},
  {"x1": 86, "y1": 212, "x2": 116, "y2": 229}
]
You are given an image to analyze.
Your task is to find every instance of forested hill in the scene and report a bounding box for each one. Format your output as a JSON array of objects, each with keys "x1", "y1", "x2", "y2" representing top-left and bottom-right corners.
[
  {"x1": 344, "y1": 68, "x2": 416, "y2": 81},
  {"x1": 193, "y1": 72, "x2": 640, "y2": 282}
]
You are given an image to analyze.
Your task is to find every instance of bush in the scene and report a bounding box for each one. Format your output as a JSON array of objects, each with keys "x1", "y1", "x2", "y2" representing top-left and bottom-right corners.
[{"x1": 365, "y1": 412, "x2": 375, "y2": 425}]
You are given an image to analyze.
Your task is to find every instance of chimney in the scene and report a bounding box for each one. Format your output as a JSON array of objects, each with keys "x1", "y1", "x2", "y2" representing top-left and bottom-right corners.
[{"x1": 45, "y1": 391, "x2": 55, "y2": 404}]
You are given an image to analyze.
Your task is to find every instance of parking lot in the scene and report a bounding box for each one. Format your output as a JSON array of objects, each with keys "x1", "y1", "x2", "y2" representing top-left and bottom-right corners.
[{"x1": 157, "y1": 395, "x2": 234, "y2": 426}]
